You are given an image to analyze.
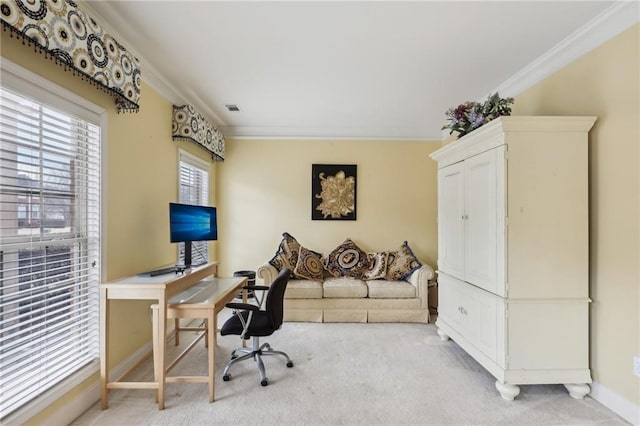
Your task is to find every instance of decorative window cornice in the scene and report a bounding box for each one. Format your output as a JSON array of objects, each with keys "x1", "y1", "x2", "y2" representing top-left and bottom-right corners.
[
  {"x1": 172, "y1": 105, "x2": 225, "y2": 161},
  {"x1": 1, "y1": 0, "x2": 141, "y2": 113}
]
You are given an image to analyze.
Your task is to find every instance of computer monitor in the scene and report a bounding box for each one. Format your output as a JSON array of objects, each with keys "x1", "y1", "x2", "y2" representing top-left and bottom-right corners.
[{"x1": 169, "y1": 203, "x2": 217, "y2": 267}]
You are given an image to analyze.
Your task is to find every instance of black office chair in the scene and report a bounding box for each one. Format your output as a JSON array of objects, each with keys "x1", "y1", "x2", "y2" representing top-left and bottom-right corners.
[{"x1": 221, "y1": 268, "x2": 293, "y2": 386}]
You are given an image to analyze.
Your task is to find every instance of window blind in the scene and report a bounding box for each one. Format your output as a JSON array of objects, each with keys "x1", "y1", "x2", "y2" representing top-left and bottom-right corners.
[
  {"x1": 0, "y1": 87, "x2": 100, "y2": 419},
  {"x1": 178, "y1": 151, "x2": 209, "y2": 266}
]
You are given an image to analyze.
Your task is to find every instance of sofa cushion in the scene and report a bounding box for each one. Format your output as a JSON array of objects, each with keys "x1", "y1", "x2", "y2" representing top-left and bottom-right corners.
[
  {"x1": 268, "y1": 232, "x2": 301, "y2": 272},
  {"x1": 385, "y1": 241, "x2": 422, "y2": 281},
  {"x1": 323, "y1": 277, "x2": 368, "y2": 298},
  {"x1": 363, "y1": 252, "x2": 388, "y2": 280},
  {"x1": 324, "y1": 238, "x2": 370, "y2": 279},
  {"x1": 285, "y1": 279, "x2": 323, "y2": 299},
  {"x1": 368, "y1": 280, "x2": 416, "y2": 299},
  {"x1": 293, "y1": 246, "x2": 325, "y2": 280}
]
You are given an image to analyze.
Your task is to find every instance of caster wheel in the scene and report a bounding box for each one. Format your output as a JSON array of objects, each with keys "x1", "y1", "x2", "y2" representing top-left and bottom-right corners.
[
  {"x1": 286, "y1": 361, "x2": 294, "y2": 368},
  {"x1": 223, "y1": 374, "x2": 231, "y2": 381},
  {"x1": 261, "y1": 379, "x2": 268, "y2": 386}
]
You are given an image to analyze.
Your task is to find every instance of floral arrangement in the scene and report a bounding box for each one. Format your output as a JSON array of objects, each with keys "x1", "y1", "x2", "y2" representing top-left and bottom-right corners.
[{"x1": 442, "y1": 92, "x2": 515, "y2": 137}]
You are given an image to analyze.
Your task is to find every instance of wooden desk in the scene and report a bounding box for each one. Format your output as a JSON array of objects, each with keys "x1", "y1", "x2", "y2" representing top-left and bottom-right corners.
[
  {"x1": 99, "y1": 262, "x2": 218, "y2": 410},
  {"x1": 151, "y1": 276, "x2": 248, "y2": 406}
]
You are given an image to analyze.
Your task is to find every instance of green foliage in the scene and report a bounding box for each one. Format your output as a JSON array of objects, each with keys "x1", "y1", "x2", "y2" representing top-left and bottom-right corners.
[{"x1": 442, "y1": 92, "x2": 515, "y2": 137}]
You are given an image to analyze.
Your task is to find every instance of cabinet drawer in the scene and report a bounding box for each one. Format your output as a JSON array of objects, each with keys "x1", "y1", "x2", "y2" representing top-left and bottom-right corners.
[
  {"x1": 439, "y1": 273, "x2": 503, "y2": 364},
  {"x1": 438, "y1": 273, "x2": 466, "y2": 333}
]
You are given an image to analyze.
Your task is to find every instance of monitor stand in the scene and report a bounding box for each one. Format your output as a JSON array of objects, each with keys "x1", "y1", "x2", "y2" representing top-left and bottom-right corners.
[{"x1": 175, "y1": 264, "x2": 189, "y2": 274}]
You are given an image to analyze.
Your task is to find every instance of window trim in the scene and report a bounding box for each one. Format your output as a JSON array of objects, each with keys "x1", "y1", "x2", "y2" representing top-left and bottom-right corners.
[
  {"x1": 177, "y1": 149, "x2": 210, "y2": 265},
  {"x1": 0, "y1": 58, "x2": 107, "y2": 425}
]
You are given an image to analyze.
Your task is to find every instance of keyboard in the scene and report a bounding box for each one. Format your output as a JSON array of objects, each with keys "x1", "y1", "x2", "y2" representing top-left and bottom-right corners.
[{"x1": 138, "y1": 266, "x2": 177, "y2": 277}]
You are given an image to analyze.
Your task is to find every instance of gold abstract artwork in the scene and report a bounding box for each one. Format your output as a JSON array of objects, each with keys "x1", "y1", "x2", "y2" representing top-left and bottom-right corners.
[{"x1": 315, "y1": 170, "x2": 355, "y2": 219}]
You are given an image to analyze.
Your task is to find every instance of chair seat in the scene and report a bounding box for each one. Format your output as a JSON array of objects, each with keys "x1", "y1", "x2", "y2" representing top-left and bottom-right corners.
[{"x1": 220, "y1": 310, "x2": 275, "y2": 338}]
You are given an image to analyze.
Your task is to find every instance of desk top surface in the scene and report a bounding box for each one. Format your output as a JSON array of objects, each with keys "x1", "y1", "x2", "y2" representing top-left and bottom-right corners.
[
  {"x1": 167, "y1": 277, "x2": 247, "y2": 307},
  {"x1": 101, "y1": 262, "x2": 218, "y2": 289}
]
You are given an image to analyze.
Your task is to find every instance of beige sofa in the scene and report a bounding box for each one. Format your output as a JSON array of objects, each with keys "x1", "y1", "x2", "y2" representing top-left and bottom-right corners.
[{"x1": 257, "y1": 263, "x2": 435, "y2": 323}]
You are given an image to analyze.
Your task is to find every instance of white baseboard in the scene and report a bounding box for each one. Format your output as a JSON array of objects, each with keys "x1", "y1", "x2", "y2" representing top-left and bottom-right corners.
[
  {"x1": 590, "y1": 381, "x2": 640, "y2": 425},
  {"x1": 45, "y1": 341, "x2": 154, "y2": 426}
]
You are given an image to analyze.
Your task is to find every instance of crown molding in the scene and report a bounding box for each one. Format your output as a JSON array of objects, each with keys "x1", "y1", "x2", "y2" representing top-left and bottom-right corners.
[
  {"x1": 78, "y1": 1, "x2": 226, "y2": 128},
  {"x1": 220, "y1": 125, "x2": 441, "y2": 141},
  {"x1": 491, "y1": 1, "x2": 640, "y2": 98}
]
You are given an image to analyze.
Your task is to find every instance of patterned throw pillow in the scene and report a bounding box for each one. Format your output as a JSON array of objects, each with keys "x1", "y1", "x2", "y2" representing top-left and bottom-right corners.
[
  {"x1": 385, "y1": 241, "x2": 422, "y2": 281},
  {"x1": 268, "y1": 232, "x2": 301, "y2": 272},
  {"x1": 293, "y1": 246, "x2": 325, "y2": 280},
  {"x1": 363, "y1": 252, "x2": 388, "y2": 280},
  {"x1": 324, "y1": 238, "x2": 370, "y2": 279}
]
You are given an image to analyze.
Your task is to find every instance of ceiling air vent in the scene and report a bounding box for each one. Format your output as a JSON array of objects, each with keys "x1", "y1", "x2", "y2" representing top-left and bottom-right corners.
[{"x1": 225, "y1": 104, "x2": 240, "y2": 112}]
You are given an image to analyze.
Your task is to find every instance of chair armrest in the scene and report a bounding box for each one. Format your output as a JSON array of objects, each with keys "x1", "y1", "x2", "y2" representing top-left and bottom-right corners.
[
  {"x1": 257, "y1": 263, "x2": 278, "y2": 285},
  {"x1": 225, "y1": 303, "x2": 260, "y2": 311},
  {"x1": 244, "y1": 285, "x2": 270, "y2": 291}
]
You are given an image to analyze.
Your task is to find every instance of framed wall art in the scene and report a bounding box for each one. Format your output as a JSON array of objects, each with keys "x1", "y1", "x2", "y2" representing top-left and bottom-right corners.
[{"x1": 311, "y1": 164, "x2": 357, "y2": 221}]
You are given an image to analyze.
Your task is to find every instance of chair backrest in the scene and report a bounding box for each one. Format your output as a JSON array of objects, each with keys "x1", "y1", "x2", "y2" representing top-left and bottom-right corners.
[{"x1": 265, "y1": 268, "x2": 290, "y2": 329}]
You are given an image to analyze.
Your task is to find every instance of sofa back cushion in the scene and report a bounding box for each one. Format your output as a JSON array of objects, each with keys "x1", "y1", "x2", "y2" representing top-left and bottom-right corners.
[
  {"x1": 385, "y1": 241, "x2": 422, "y2": 280},
  {"x1": 293, "y1": 246, "x2": 325, "y2": 280},
  {"x1": 324, "y1": 238, "x2": 370, "y2": 279},
  {"x1": 268, "y1": 232, "x2": 301, "y2": 272},
  {"x1": 363, "y1": 252, "x2": 388, "y2": 280}
]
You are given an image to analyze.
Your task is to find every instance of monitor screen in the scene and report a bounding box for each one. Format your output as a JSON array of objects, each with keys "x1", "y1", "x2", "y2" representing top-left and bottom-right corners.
[{"x1": 169, "y1": 203, "x2": 217, "y2": 243}]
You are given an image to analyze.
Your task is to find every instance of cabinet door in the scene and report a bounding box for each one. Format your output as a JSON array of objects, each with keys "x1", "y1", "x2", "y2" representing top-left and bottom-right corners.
[
  {"x1": 464, "y1": 149, "x2": 498, "y2": 294},
  {"x1": 466, "y1": 286, "x2": 499, "y2": 363},
  {"x1": 438, "y1": 162, "x2": 465, "y2": 280}
]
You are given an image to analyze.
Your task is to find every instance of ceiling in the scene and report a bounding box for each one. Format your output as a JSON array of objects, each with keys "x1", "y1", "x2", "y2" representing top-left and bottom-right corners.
[{"x1": 86, "y1": 1, "x2": 619, "y2": 140}]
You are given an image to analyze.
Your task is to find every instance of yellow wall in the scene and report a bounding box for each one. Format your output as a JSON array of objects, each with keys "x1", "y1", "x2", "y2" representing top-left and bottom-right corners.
[
  {"x1": 1, "y1": 31, "x2": 217, "y2": 423},
  {"x1": 512, "y1": 24, "x2": 639, "y2": 406},
  {"x1": 3, "y1": 13, "x2": 638, "y2": 423},
  {"x1": 216, "y1": 139, "x2": 440, "y2": 278}
]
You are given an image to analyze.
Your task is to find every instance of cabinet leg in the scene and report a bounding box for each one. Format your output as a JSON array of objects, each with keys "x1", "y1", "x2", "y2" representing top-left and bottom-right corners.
[
  {"x1": 495, "y1": 381, "x2": 520, "y2": 401},
  {"x1": 436, "y1": 328, "x2": 450, "y2": 341},
  {"x1": 563, "y1": 383, "x2": 590, "y2": 399}
]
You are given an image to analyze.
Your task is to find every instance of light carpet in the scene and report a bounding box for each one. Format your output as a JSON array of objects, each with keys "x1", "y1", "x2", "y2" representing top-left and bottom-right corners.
[{"x1": 72, "y1": 321, "x2": 627, "y2": 425}]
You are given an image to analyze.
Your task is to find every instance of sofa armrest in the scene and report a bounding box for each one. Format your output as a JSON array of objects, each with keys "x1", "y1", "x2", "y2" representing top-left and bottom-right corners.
[
  {"x1": 406, "y1": 264, "x2": 435, "y2": 310},
  {"x1": 257, "y1": 263, "x2": 278, "y2": 285}
]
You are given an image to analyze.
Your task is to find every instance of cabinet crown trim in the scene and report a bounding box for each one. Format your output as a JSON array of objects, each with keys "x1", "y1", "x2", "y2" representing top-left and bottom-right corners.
[{"x1": 430, "y1": 116, "x2": 596, "y2": 165}]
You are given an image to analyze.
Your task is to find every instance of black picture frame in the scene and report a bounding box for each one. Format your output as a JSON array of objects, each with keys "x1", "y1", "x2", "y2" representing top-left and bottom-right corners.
[{"x1": 311, "y1": 164, "x2": 357, "y2": 221}]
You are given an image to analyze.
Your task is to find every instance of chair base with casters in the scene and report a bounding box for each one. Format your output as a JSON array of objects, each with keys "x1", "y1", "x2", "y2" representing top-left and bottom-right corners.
[
  {"x1": 220, "y1": 268, "x2": 293, "y2": 387},
  {"x1": 222, "y1": 336, "x2": 293, "y2": 386}
]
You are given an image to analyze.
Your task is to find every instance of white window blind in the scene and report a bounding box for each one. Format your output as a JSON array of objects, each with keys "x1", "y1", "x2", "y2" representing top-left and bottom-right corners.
[
  {"x1": 178, "y1": 151, "x2": 209, "y2": 266},
  {"x1": 0, "y1": 86, "x2": 101, "y2": 420}
]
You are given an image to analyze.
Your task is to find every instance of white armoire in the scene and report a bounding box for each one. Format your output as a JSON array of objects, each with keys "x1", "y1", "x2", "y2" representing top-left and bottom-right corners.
[{"x1": 430, "y1": 116, "x2": 596, "y2": 400}]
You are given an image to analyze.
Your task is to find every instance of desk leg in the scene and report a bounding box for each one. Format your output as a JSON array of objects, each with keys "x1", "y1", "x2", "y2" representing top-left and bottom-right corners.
[
  {"x1": 99, "y1": 288, "x2": 109, "y2": 410},
  {"x1": 242, "y1": 287, "x2": 248, "y2": 349},
  {"x1": 208, "y1": 309, "x2": 216, "y2": 402},
  {"x1": 151, "y1": 306, "x2": 160, "y2": 404},
  {"x1": 157, "y1": 296, "x2": 167, "y2": 410}
]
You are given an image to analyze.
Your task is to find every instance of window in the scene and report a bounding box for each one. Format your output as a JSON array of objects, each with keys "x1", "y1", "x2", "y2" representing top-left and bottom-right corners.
[
  {"x1": 178, "y1": 150, "x2": 210, "y2": 266},
  {"x1": 0, "y1": 63, "x2": 102, "y2": 421}
]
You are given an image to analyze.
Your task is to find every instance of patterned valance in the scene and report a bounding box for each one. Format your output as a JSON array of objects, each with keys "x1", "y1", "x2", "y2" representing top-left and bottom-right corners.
[
  {"x1": 172, "y1": 105, "x2": 225, "y2": 161},
  {"x1": 1, "y1": 0, "x2": 141, "y2": 112}
]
